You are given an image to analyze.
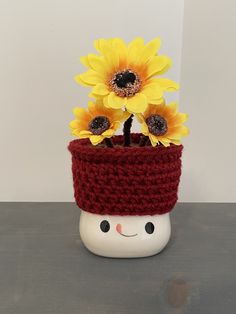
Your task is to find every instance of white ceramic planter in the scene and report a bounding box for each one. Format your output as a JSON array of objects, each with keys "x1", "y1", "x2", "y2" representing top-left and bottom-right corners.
[
  {"x1": 79, "y1": 210, "x2": 171, "y2": 258},
  {"x1": 69, "y1": 135, "x2": 182, "y2": 258}
]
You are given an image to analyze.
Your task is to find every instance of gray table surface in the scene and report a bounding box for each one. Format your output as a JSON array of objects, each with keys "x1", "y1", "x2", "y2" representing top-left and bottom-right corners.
[{"x1": 0, "y1": 203, "x2": 235, "y2": 314}]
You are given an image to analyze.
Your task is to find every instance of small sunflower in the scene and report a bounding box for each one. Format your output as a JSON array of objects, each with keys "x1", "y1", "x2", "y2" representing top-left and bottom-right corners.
[
  {"x1": 75, "y1": 37, "x2": 179, "y2": 114},
  {"x1": 69, "y1": 99, "x2": 130, "y2": 145},
  {"x1": 137, "y1": 103, "x2": 189, "y2": 147}
]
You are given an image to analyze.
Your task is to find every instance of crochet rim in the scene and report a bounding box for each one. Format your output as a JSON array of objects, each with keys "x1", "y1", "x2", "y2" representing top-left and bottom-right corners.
[{"x1": 68, "y1": 133, "x2": 183, "y2": 164}]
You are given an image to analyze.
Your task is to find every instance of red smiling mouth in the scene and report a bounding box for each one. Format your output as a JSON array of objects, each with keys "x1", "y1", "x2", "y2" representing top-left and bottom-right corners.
[{"x1": 116, "y1": 224, "x2": 138, "y2": 237}]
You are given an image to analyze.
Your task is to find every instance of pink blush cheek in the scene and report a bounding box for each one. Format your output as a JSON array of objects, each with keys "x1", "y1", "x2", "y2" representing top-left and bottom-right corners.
[{"x1": 116, "y1": 223, "x2": 122, "y2": 234}]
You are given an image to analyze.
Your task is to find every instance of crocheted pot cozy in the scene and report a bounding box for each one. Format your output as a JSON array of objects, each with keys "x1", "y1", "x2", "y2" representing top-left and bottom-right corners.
[{"x1": 68, "y1": 134, "x2": 183, "y2": 216}]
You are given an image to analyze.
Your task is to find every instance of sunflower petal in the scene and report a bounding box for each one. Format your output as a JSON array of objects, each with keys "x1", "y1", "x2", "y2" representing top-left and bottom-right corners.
[
  {"x1": 111, "y1": 121, "x2": 121, "y2": 130},
  {"x1": 149, "y1": 98, "x2": 165, "y2": 105},
  {"x1": 102, "y1": 129, "x2": 115, "y2": 137},
  {"x1": 122, "y1": 110, "x2": 132, "y2": 122},
  {"x1": 126, "y1": 93, "x2": 148, "y2": 114},
  {"x1": 87, "y1": 54, "x2": 109, "y2": 77},
  {"x1": 80, "y1": 56, "x2": 90, "y2": 68},
  {"x1": 71, "y1": 129, "x2": 81, "y2": 136},
  {"x1": 178, "y1": 125, "x2": 189, "y2": 136},
  {"x1": 157, "y1": 64, "x2": 173, "y2": 76},
  {"x1": 142, "y1": 83, "x2": 163, "y2": 100},
  {"x1": 107, "y1": 92, "x2": 126, "y2": 109},
  {"x1": 73, "y1": 107, "x2": 89, "y2": 120},
  {"x1": 87, "y1": 101, "x2": 97, "y2": 115},
  {"x1": 77, "y1": 70, "x2": 103, "y2": 86},
  {"x1": 168, "y1": 125, "x2": 189, "y2": 138},
  {"x1": 139, "y1": 38, "x2": 161, "y2": 63},
  {"x1": 78, "y1": 130, "x2": 92, "y2": 138},
  {"x1": 159, "y1": 139, "x2": 170, "y2": 147},
  {"x1": 149, "y1": 134, "x2": 158, "y2": 147},
  {"x1": 69, "y1": 120, "x2": 79, "y2": 129},
  {"x1": 94, "y1": 38, "x2": 107, "y2": 54},
  {"x1": 147, "y1": 56, "x2": 172, "y2": 78},
  {"x1": 92, "y1": 83, "x2": 109, "y2": 96},
  {"x1": 136, "y1": 113, "x2": 145, "y2": 124},
  {"x1": 169, "y1": 139, "x2": 181, "y2": 145},
  {"x1": 110, "y1": 108, "x2": 125, "y2": 122},
  {"x1": 97, "y1": 39, "x2": 119, "y2": 69},
  {"x1": 172, "y1": 113, "x2": 188, "y2": 125},
  {"x1": 167, "y1": 133, "x2": 182, "y2": 140},
  {"x1": 168, "y1": 102, "x2": 178, "y2": 116},
  {"x1": 127, "y1": 37, "x2": 145, "y2": 64},
  {"x1": 90, "y1": 135, "x2": 103, "y2": 145},
  {"x1": 103, "y1": 95, "x2": 109, "y2": 108},
  {"x1": 154, "y1": 78, "x2": 179, "y2": 91},
  {"x1": 79, "y1": 130, "x2": 92, "y2": 135},
  {"x1": 144, "y1": 103, "x2": 165, "y2": 117},
  {"x1": 140, "y1": 123, "x2": 149, "y2": 135},
  {"x1": 74, "y1": 74, "x2": 89, "y2": 87},
  {"x1": 111, "y1": 38, "x2": 127, "y2": 65}
]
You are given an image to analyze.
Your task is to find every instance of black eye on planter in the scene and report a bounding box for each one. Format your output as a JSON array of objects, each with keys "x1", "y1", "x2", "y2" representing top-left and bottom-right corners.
[
  {"x1": 145, "y1": 222, "x2": 155, "y2": 234},
  {"x1": 100, "y1": 220, "x2": 110, "y2": 233}
]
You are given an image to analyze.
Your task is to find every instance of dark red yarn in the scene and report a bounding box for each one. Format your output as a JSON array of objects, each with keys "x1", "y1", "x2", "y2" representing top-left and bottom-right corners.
[{"x1": 68, "y1": 133, "x2": 183, "y2": 216}]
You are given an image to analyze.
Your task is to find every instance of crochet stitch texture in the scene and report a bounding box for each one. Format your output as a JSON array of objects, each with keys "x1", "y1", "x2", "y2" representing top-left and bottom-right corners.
[{"x1": 68, "y1": 134, "x2": 183, "y2": 216}]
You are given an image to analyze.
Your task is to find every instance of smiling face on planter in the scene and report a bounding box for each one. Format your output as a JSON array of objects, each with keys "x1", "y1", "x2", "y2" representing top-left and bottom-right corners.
[{"x1": 79, "y1": 210, "x2": 171, "y2": 258}]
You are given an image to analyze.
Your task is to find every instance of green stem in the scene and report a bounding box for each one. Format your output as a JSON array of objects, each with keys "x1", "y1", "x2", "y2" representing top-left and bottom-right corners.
[{"x1": 123, "y1": 114, "x2": 133, "y2": 147}]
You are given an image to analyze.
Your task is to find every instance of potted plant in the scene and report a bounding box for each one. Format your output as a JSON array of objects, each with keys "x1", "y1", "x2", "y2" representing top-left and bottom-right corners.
[{"x1": 68, "y1": 37, "x2": 188, "y2": 258}]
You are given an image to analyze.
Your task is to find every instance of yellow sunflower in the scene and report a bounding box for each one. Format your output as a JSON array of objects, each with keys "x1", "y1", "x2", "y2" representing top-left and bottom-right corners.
[
  {"x1": 137, "y1": 103, "x2": 189, "y2": 147},
  {"x1": 75, "y1": 37, "x2": 179, "y2": 114},
  {"x1": 69, "y1": 99, "x2": 130, "y2": 145}
]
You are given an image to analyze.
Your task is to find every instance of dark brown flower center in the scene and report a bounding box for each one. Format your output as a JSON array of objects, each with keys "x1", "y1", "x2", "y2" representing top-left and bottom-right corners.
[
  {"x1": 109, "y1": 69, "x2": 141, "y2": 97},
  {"x1": 88, "y1": 116, "x2": 110, "y2": 135},
  {"x1": 114, "y1": 71, "x2": 136, "y2": 88},
  {"x1": 146, "y1": 115, "x2": 168, "y2": 136}
]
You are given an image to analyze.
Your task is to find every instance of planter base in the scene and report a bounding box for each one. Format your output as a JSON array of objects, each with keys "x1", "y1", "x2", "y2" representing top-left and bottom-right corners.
[{"x1": 79, "y1": 210, "x2": 171, "y2": 258}]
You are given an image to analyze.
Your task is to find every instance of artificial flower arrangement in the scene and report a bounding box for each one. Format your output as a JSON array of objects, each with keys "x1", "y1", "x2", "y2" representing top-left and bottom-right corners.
[{"x1": 68, "y1": 37, "x2": 189, "y2": 258}]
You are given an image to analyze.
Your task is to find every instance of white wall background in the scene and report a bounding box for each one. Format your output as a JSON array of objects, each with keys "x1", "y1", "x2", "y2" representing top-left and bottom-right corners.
[
  {"x1": 0, "y1": 0, "x2": 184, "y2": 201},
  {"x1": 180, "y1": 0, "x2": 236, "y2": 202}
]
